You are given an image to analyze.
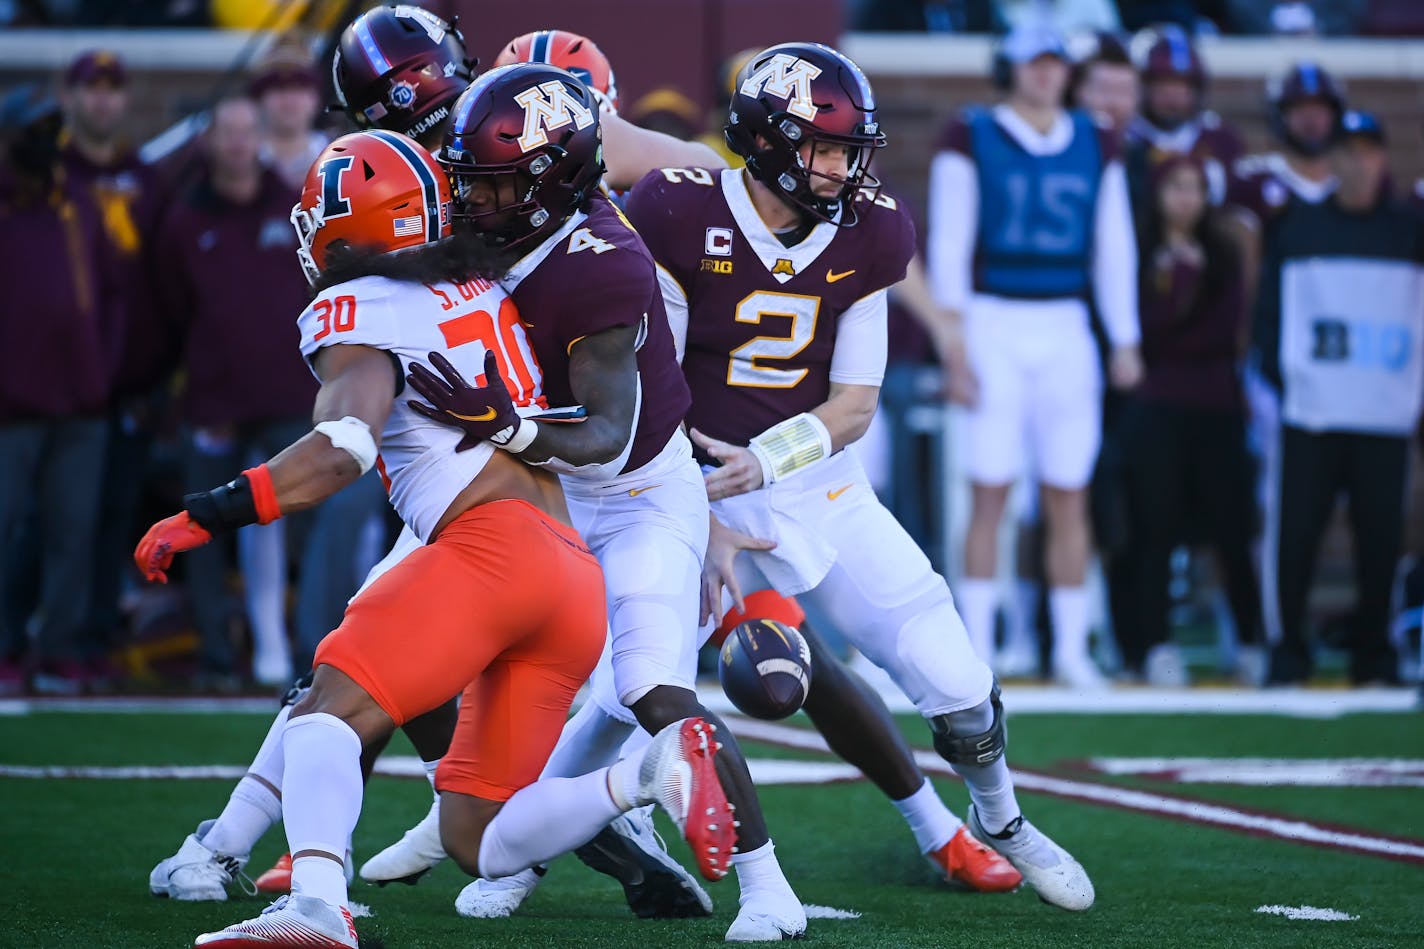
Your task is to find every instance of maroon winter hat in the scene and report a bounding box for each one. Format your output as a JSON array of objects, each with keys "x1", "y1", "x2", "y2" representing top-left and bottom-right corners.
[{"x1": 65, "y1": 50, "x2": 127, "y2": 88}]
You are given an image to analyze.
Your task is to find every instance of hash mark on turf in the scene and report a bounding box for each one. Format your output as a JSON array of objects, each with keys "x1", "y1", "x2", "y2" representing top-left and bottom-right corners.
[{"x1": 1255, "y1": 905, "x2": 1359, "y2": 921}]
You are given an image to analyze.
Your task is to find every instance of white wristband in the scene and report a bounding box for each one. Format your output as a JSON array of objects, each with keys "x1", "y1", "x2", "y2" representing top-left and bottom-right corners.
[
  {"x1": 313, "y1": 416, "x2": 377, "y2": 475},
  {"x1": 497, "y1": 417, "x2": 538, "y2": 454},
  {"x1": 748, "y1": 412, "x2": 832, "y2": 484}
]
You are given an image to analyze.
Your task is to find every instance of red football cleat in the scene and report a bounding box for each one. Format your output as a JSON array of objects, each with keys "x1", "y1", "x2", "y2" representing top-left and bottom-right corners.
[
  {"x1": 254, "y1": 852, "x2": 292, "y2": 894},
  {"x1": 927, "y1": 826, "x2": 1023, "y2": 893},
  {"x1": 638, "y1": 717, "x2": 737, "y2": 882}
]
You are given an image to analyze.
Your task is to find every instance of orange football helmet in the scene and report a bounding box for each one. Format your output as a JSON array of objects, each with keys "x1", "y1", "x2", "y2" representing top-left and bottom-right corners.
[
  {"x1": 494, "y1": 29, "x2": 619, "y2": 112},
  {"x1": 292, "y1": 129, "x2": 452, "y2": 285}
]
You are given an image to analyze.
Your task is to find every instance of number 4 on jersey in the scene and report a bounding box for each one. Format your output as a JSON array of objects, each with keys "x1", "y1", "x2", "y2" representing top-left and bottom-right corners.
[{"x1": 568, "y1": 227, "x2": 615, "y2": 255}]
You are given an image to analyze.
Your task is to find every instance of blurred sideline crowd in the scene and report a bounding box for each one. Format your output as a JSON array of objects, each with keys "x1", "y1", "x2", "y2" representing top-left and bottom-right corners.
[
  {"x1": 1, "y1": 22, "x2": 1421, "y2": 697},
  {"x1": 6, "y1": 0, "x2": 1424, "y2": 37}
]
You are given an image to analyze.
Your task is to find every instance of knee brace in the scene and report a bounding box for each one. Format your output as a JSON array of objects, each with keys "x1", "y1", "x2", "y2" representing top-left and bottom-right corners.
[{"x1": 928, "y1": 683, "x2": 1006, "y2": 767}]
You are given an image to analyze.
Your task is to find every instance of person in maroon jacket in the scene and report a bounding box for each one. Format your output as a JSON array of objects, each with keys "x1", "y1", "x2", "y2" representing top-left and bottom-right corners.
[
  {"x1": 0, "y1": 75, "x2": 118, "y2": 695},
  {"x1": 1110, "y1": 154, "x2": 1263, "y2": 685},
  {"x1": 153, "y1": 96, "x2": 320, "y2": 688},
  {"x1": 55, "y1": 51, "x2": 173, "y2": 680}
]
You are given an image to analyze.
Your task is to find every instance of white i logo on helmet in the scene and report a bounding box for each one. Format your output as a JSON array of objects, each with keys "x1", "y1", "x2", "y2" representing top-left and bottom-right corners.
[
  {"x1": 514, "y1": 79, "x2": 595, "y2": 152},
  {"x1": 740, "y1": 53, "x2": 822, "y2": 121}
]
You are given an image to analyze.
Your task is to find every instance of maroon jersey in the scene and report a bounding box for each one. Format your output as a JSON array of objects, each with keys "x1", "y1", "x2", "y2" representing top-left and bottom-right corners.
[
  {"x1": 502, "y1": 190, "x2": 689, "y2": 474},
  {"x1": 625, "y1": 167, "x2": 915, "y2": 450},
  {"x1": 1226, "y1": 151, "x2": 1335, "y2": 223},
  {"x1": 1125, "y1": 111, "x2": 1244, "y2": 205}
]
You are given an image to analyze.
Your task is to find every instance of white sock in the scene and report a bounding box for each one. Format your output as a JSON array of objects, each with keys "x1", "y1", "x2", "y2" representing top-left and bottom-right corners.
[
  {"x1": 203, "y1": 776, "x2": 281, "y2": 857},
  {"x1": 238, "y1": 521, "x2": 291, "y2": 674},
  {"x1": 423, "y1": 757, "x2": 439, "y2": 792},
  {"x1": 891, "y1": 778, "x2": 963, "y2": 853},
  {"x1": 540, "y1": 700, "x2": 636, "y2": 780},
  {"x1": 1006, "y1": 578, "x2": 1040, "y2": 654},
  {"x1": 291, "y1": 855, "x2": 347, "y2": 909},
  {"x1": 282, "y1": 712, "x2": 363, "y2": 908},
  {"x1": 1049, "y1": 586, "x2": 1091, "y2": 666},
  {"x1": 476, "y1": 770, "x2": 623, "y2": 879},
  {"x1": 201, "y1": 706, "x2": 290, "y2": 856},
  {"x1": 730, "y1": 840, "x2": 796, "y2": 908},
  {"x1": 249, "y1": 705, "x2": 291, "y2": 787},
  {"x1": 957, "y1": 578, "x2": 998, "y2": 662}
]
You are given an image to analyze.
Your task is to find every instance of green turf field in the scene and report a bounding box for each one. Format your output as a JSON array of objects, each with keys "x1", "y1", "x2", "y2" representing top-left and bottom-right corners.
[{"x1": 2, "y1": 700, "x2": 1421, "y2": 948}]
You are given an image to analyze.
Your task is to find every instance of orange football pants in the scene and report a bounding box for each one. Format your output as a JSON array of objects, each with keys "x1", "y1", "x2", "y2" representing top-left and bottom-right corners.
[{"x1": 314, "y1": 499, "x2": 606, "y2": 801}]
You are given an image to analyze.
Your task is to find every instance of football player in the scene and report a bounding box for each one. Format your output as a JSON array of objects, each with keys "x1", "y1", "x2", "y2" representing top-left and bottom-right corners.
[
  {"x1": 150, "y1": 7, "x2": 722, "y2": 918},
  {"x1": 383, "y1": 63, "x2": 806, "y2": 942},
  {"x1": 625, "y1": 41, "x2": 1094, "y2": 911},
  {"x1": 929, "y1": 24, "x2": 1141, "y2": 687},
  {"x1": 137, "y1": 129, "x2": 730, "y2": 949},
  {"x1": 1123, "y1": 26, "x2": 1244, "y2": 206}
]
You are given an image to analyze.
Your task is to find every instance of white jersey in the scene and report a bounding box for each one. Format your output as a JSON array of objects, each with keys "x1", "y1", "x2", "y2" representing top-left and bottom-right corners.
[{"x1": 297, "y1": 273, "x2": 547, "y2": 543}]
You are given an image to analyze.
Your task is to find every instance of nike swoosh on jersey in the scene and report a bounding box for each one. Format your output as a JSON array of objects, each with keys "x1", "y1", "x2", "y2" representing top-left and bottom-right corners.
[
  {"x1": 826, "y1": 268, "x2": 856, "y2": 283},
  {"x1": 449, "y1": 408, "x2": 498, "y2": 422},
  {"x1": 628, "y1": 484, "x2": 662, "y2": 497},
  {"x1": 827, "y1": 484, "x2": 853, "y2": 500}
]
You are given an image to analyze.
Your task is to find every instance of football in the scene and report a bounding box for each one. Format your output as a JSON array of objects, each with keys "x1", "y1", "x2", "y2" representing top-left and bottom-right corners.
[{"x1": 718, "y1": 618, "x2": 813, "y2": 720}]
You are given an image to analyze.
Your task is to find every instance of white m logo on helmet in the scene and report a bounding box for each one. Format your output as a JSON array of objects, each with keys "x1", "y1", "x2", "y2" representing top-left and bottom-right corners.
[
  {"x1": 514, "y1": 80, "x2": 595, "y2": 152},
  {"x1": 740, "y1": 53, "x2": 822, "y2": 121}
]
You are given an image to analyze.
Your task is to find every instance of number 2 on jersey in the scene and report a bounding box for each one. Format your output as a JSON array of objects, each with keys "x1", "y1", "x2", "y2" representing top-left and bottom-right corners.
[
  {"x1": 435, "y1": 295, "x2": 547, "y2": 408},
  {"x1": 727, "y1": 290, "x2": 820, "y2": 388}
]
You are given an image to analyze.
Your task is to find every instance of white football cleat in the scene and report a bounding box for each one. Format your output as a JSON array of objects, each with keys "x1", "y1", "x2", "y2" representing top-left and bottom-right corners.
[
  {"x1": 636, "y1": 717, "x2": 736, "y2": 882},
  {"x1": 193, "y1": 894, "x2": 357, "y2": 948},
  {"x1": 359, "y1": 795, "x2": 446, "y2": 886},
  {"x1": 725, "y1": 901, "x2": 808, "y2": 942},
  {"x1": 967, "y1": 805, "x2": 1094, "y2": 911},
  {"x1": 454, "y1": 866, "x2": 544, "y2": 918},
  {"x1": 150, "y1": 820, "x2": 252, "y2": 902},
  {"x1": 1145, "y1": 643, "x2": 1190, "y2": 687}
]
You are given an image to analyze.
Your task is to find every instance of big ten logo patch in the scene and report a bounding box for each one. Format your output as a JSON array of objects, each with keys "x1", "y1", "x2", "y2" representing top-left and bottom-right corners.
[
  {"x1": 1311, "y1": 318, "x2": 1412, "y2": 371},
  {"x1": 701, "y1": 258, "x2": 734, "y2": 274},
  {"x1": 514, "y1": 79, "x2": 594, "y2": 152}
]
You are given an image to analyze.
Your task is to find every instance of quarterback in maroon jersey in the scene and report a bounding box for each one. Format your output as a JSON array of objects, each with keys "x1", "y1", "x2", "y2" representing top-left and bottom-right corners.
[{"x1": 626, "y1": 40, "x2": 1094, "y2": 912}]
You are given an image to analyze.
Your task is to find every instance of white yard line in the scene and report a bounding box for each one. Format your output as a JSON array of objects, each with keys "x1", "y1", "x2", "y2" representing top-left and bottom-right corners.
[
  {"x1": 726, "y1": 717, "x2": 1424, "y2": 867},
  {"x1": 1088, "y1": 757, "x2": 1424, "y2": 787},
  {"x1": 1, "y1": 683, "x2": 1417, "y2": 718}
]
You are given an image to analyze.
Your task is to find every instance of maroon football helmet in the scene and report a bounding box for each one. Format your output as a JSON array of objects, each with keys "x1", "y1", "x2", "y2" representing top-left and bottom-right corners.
[
  {"x1": 1141, "y1": 27, "x2": 1205, "y2": 88},
  {"x1": 1268, "y1": 61, "x2": 1346, "y2": 157},
  {"x1": 332, "y1": 5, "x2": 475, "y2": 145},
  {"x1": 438, "y1": 63, "x2": 604, "y2": 251},
  {"x1": 725, "y1": 42, "x2": 885, "y2": 227}
]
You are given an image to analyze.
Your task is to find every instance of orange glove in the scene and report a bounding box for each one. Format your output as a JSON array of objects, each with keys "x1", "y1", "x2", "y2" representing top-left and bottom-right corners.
[{"x1": 134, "y1": 512, "x2": 213, "y2": 584}]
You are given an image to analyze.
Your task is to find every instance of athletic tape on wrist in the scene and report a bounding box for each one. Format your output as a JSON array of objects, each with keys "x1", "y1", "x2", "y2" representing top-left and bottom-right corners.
[
  {"x1": 748, "y1": 412, "x2": 832, "y2": 484},
  {"x1": 499, "y1": 417, "x2": 538, "y2": 454},
  {"x1": 313, "y1": 416, "x2": 377, "y2": 475}
]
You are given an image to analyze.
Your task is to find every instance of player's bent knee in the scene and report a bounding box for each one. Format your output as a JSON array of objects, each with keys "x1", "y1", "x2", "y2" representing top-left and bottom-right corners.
[
  {"x1": 630, "y1": 684, "x2": 702, "y2": 733},
  {"x1": 439, "y1": 792, "x2": 502, "y2": 878},
  {"x1": 928, "y1": 684, "x2": 1007, "y2": 767},
  {"x1": 290, "y1": 665, "x2": 395, "y2": 749}
]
